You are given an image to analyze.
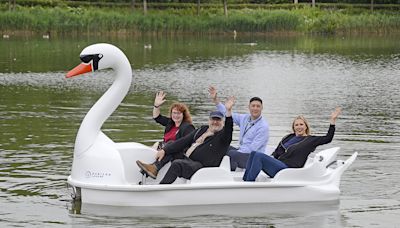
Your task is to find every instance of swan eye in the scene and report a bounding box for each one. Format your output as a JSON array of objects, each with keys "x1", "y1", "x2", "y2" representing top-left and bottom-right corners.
[
  {"x1": 80, "y1": 54, "x2": 103, "y2": 71},
  {"x1": 80, "y1": 55, "x2": 94, "y2": 64}
]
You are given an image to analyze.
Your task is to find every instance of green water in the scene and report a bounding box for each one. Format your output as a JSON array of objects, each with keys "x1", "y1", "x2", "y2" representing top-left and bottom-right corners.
[{"x1": 0, "y1": 34, "x2": 399, "y2": 227}]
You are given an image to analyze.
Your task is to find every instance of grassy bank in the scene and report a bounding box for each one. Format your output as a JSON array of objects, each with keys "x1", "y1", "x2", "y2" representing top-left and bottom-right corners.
[{"x1": 1, "y1": 4, "x2": 400, "y2": 35}]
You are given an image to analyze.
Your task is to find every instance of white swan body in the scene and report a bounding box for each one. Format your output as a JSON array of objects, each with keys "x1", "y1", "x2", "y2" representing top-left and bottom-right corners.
[
  {"x1": 67, "y1": 43, "x2": 156, "y2": 186},
  {"x1": 66, "y1": 44, "x2": 357, "y2": 207}
]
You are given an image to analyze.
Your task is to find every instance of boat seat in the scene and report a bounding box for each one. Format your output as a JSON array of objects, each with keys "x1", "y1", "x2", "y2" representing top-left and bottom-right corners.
[
  {"x1": 189, "y1": 156, "x2": 234, "y2": 184},
  {"x1": 272, "y1": 147, "x2": 340, "y2": 183}
]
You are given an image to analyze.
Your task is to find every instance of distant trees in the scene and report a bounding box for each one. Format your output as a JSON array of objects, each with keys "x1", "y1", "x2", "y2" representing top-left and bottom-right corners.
[{"x1": 8, "y1": 0, "x2": 16, "y2": 11}]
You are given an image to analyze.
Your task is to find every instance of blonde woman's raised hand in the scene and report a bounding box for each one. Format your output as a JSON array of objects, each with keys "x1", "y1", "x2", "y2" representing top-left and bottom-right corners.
[
  {"x1": 330, "y1": 107, "x2": 342, "y2": 124},
  {"x1": 154, "y1": 91, "x2": 166, "y2": 107}
]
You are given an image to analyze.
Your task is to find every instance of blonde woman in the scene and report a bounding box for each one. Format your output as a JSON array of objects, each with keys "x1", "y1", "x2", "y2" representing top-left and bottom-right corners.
[{"x1": 243, "y1": 107, "x2": 342, "y2": 181}]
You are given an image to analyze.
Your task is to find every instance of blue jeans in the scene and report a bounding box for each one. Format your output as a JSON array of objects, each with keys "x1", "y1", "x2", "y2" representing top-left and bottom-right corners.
[{"x1": 243, "y1": 151, "x2": 288, "y2": 181}]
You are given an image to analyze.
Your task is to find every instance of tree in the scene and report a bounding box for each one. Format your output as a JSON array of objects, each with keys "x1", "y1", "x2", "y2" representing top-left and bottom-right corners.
[
  {"x1": 9, "y1": 0, "x2": 16, "y2": 11},
  {"x1": 223, "y1": 0, "x2": 228, "y2": 17},
  {"x1": 143, "y1": 0, "x2": 147, "y2": 15},
  {"x1": 131, "y1": 0, "x2": 135, "y2": 12},
  {"x1": 197, "y1": 0, "x2": 201, "y2": 16}
]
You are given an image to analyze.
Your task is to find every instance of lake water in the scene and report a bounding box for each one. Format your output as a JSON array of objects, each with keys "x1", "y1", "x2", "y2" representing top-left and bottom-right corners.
[{"x1": 0, "y1": 34, "x2": 399, "y2": 227}]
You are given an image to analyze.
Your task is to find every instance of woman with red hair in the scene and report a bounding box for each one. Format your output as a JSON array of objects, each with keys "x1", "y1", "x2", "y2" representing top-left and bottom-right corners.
[{"x1": 137, "y1": 91, "x2": 195, "y2": 179}]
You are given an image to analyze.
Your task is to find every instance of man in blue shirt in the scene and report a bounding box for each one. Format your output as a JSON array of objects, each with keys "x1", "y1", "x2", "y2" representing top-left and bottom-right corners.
[{"x1": 209, "y1": 86, "x2": 269, "y2": 171}]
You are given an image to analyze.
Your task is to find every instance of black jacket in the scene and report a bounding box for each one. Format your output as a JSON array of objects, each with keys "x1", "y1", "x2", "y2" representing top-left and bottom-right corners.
[
  {"x1": 163, "y1": 116, "x2": 233, "y2": 167},
  {"x1": 271, "y1": 125, "x2": 335, "y2": 168},
  {"x1": 154, "y1": 114, "x2": 195, "y2": 141}
]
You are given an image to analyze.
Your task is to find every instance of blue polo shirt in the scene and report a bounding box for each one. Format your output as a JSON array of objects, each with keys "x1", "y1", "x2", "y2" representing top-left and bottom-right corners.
[{"x1": 216, "y1": 102, "x2": 269, "y2": 153}]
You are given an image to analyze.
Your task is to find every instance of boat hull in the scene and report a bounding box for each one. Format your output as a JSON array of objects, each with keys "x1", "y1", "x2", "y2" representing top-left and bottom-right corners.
[{"x1": 68, "y1": 177, "x2": 340, "y2": 206}]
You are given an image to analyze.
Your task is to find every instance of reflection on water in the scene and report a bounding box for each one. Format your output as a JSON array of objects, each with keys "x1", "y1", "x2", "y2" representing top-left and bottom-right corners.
[
  {"x1": 0, "y1": 35, "x2": 400, "y2": 227},
  {"x1": 67, "y1": 200, "x2": 342, "y2": 227}
]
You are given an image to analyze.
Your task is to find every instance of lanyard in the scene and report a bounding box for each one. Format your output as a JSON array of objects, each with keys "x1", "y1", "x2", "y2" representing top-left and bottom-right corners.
[{"x1": 240, "y1": 116, "x2": 262, "y2": 145}]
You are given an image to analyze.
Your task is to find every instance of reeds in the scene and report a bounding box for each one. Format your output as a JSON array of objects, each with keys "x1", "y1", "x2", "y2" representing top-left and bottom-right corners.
[{"x1": 1, "y1": 5, "x2": 400, "y2": 35}]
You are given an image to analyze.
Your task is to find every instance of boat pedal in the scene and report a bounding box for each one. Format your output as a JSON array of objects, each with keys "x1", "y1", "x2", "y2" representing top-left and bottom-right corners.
[{"x1": 140, "y1": 171, "x2": 147, "y2": 185}]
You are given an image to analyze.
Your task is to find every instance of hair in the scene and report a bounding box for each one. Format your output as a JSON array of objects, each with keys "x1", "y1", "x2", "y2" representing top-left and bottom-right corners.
[
  {"x1": 169, "y1": 103, "x2": 193, "y2": 124},
  {"x1": 249, "y1": 97, "x2": 263, "y2": 104},
  {"x1": 292, "y1": 115, "x2": 311, "y2": 135}
]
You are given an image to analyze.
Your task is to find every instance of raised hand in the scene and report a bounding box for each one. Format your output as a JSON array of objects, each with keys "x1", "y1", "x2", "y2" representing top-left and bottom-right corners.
[
  {"x1": 208, "y1": 86, "x2": 218, "y2": 104},
  {"x1": 154, "y1": 91, "x2": 166, "y2": 107},
  {"x1": 225, "y1": 96, "x2": 236, "y2": 111},
  {"x1": 330, "y1": 107, "x2": 342, "y2": 124},
  {"x1": 224, "y1": 96, "x2": 235, "y2": 117}
]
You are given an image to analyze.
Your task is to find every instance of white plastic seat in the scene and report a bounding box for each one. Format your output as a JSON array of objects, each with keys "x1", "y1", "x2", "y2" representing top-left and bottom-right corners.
[
  {"x1": 272, "y1": 147, "x2": 340, "y2": 183},
  {"x1": 189, "y1": 156, "x2": 234, "y2": 184}
]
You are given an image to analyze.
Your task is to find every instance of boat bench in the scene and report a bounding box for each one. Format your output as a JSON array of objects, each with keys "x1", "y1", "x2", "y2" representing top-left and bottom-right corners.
[
  {"x1": 188, "y1": 156, "x2": 234, "y2": 184},
  {"x1": 187, "y1": 147, "x2": 341, "y2": 184}
]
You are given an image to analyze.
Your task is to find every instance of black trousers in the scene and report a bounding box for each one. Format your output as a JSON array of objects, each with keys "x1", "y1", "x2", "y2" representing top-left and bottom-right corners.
[
  {"x1": 159, "y1": 157, "x2": 203, "y2": 184},
  {"x1": 153, "y1": 153, "x2": 185, "y2": 171}
]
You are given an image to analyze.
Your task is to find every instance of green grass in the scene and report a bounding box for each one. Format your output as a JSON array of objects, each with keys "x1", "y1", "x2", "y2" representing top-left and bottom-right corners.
[{"x1": 1, "y1": 5, "x2": 400, "y2": 35}]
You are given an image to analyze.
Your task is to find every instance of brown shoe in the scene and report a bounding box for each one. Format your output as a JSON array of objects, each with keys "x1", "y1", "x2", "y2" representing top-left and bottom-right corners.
[{"x1": 136, "y1": 160, "x2": 158, "y2": 179}]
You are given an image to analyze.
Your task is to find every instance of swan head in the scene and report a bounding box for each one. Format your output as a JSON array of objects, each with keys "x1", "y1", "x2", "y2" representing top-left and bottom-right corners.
[{"x1": 66, "y1": 43, "x2": 128, "y2": 78}]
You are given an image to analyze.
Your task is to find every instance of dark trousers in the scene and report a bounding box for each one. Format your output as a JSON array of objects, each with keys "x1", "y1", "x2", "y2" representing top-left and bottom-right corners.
[
  {"x1": 153, "y1": 153, "x2": 185, "y2": 171},
  {"x1": 227, "y1": 146, "x2": 250, "y2": 171},
  {"x1": 160, "y1": 157, "x2": 203, "y2": 184}
]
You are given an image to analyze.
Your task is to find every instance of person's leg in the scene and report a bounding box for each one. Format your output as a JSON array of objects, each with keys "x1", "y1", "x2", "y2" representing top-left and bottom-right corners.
[
  {"x1": 236, "y1": 153, "x2": 250, "y2": 169},
  {"x1": 179, "y1": 159, "x2": 203, "y2": 180},
  {"x1": 242, "y1": 151, "x2": 257, "y2": 180},
  {"x1": 159, "y1": 158, "x2": 203, "y2": 184},
  {"x1": 243, "y1": 152, "x2": 264, "y2": 181},
  {"x1": 228, "y1": 149, "x2": 250, "y2": 171},
  {"x1": 227, "y1": 146, "x2": 241, "y2": 171},
  {"x1": 153, "y1": 154, "x2": 174, "y2": 170},
  {"x1": 243, "y1": 152, "x2": 288, "y2": 181},
  {"x1": 259, "y1": 155, "x2": 288, "y2": 178}
]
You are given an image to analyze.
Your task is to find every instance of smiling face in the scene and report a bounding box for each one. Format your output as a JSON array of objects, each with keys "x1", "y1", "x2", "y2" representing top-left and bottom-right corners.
[
  {"x1": 171, "y1": 107, "x2": 183, "y2": 126},
  {"x1": 292, "y1": 116, "x2": 310, "y2": 136},
  {"x1": 248, "y1": 100, "x2": 263, "y2": 120},
  {"x1": 208, "y1": 117, "x2": 224, "y2": 133}
]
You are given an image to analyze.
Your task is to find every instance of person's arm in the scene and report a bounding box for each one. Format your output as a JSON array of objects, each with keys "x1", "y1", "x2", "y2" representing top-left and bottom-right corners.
[
  {"x1": 224, "y1": 96, "x2": 235, "y2": 118},
  {"x1": 154, "y1": 114, "x2": 170, "y2": 126},
  {"x1": 181, "y1": 124, "x2": 195, "y2": 137},
  {"x1": 208, "y1": 85, "x2": 220, "y2": 105},
  {"x1": 209, "y1": 86, "x2": 245, "y2": 126},
  {"x1": 209, "y1": 85, "x2": 228, "y2": 113},
  {"x1": 330, "y1": 107, "x2": 341, "y2": 125},
  {"x1": 159, "y1": 130, "x2": 196, "y2": 158},
  {"x1": 314, "y1": 107, "x2": 342, "y2": 146},
  {"x1": 222, "y1": 96, "x2": 235, "y2": 143},
  {"x1": 153, "y1": 91, "x2": 166, "y2": 119}
]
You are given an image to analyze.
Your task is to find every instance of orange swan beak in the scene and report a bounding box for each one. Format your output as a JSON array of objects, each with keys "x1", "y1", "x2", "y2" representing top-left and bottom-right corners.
[{"x1": 66, "y1": 63, "x2": 93, "y2": 78}]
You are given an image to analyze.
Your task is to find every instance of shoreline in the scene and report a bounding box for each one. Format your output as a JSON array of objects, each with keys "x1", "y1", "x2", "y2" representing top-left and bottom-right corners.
[{"x1": 2, "y1": 4, "x2": 400, "y2": 37}]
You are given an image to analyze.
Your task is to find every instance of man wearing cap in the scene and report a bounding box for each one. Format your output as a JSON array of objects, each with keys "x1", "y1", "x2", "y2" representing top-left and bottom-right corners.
[
  {"x1": 137, "y1": 96, "x2": 235, "y2": 184},
  {"x1": 209, "y1": 86, "x2": 269, "y2": 171}
]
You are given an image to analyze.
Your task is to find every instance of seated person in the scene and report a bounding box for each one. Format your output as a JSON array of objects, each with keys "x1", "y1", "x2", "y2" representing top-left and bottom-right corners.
[
  {"x1": 243, "y1": 107, "x2": 342, "y2": 181},
  {"x1": 209, "y1": 86, "x2": 269, "y2": 171},
  {"x1": 136, "y1": 91, "x2": 195, "y2": 178},
  {"x1": 137, "y1": 96, "x2": 235, "y2": 184}
]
